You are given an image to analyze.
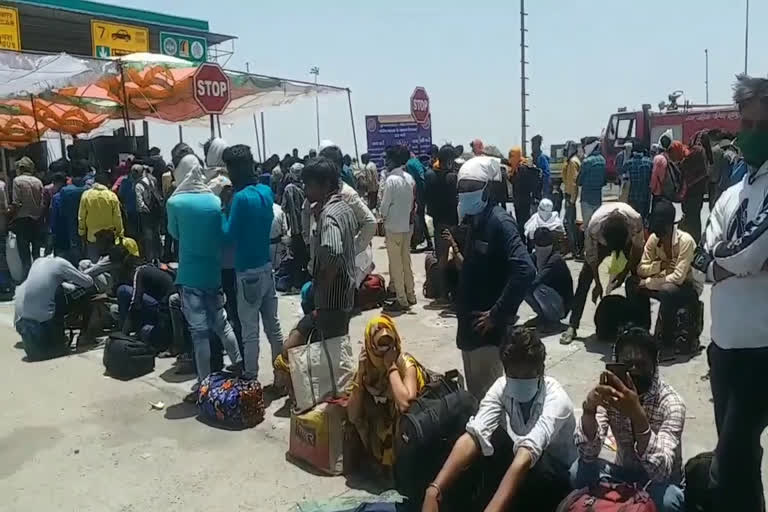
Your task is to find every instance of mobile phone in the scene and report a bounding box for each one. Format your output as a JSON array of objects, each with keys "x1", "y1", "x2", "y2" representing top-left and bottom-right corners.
[{"x1": 605, "y1": 363, "x2": 629, "y2": 386}]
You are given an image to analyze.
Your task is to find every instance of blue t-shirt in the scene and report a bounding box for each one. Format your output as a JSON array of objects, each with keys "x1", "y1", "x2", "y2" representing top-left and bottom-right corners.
[
  {"x1": 222, "y1": 184, "x2": 274, "y2": 272},
  {"x1": 579, "y1": 154, "x2": 607, "y2": 205},
  {"x1": 167, "y1": 192, "x2": 225, "y2": 290}
]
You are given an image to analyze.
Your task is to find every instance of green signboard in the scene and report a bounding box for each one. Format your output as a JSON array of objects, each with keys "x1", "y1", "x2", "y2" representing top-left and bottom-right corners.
[{"x1": 160, "y1": 31, "x2": 207, "y2": 64}]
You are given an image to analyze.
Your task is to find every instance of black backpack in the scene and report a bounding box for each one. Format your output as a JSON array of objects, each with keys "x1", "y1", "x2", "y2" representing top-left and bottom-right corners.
[
  {"x1": 594, "y1": 295, "x2": 637, "y2": 341},
  {"x1": 395, "y1": 373, "x2": 478, "y2": 511},
  {"x1": 103, "y1": 333, "x2": 155, "y2": 380},
  {"x1": 684, "y1": 451, "x2": 715, "y2": 512}
]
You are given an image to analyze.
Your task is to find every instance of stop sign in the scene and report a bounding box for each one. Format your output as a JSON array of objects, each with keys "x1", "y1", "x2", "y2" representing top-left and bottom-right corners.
[
  {"x1": 410, "y1": 87, "x2": 430, "y2": 125},
  {"x1": 193, "y1": 63, "x2": 231, "y2": 114}
]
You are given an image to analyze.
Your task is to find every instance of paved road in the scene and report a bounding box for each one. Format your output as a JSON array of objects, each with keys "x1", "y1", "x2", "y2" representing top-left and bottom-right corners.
[{"x1": 0, "y1": 237, "x2": 764, "y2": 511}]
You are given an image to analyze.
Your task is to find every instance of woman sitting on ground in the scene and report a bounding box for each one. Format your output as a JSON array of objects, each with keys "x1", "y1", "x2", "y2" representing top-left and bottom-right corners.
[{"x1": 348, "y1": 315, "x2": 429, "y2": 475}]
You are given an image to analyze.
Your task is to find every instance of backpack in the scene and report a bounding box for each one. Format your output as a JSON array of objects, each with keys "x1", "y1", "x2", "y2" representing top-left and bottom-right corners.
[
  {"x1": 103, "y1": 333, "x2": 155, "y2": 380},
  {"x1": 556, "y1": 482, "x2": 657, "y2": 512},
  {"x1": 594, "y1": 295, "x2": 638, "y2": 341},
  {"x1": 661, "y1": 156, "x2": 683, "y2": 203},
  {"x1": 684, "y1": 451, "x2": 714, "y2": 512},
  {"x1": 356, "y1": 274, "x2": 386, "y2": 311},
  {"x1": 197, "y1": 372, "x2": 265, "y2": 429},
  {"x1": 423, "y1": 253, "x2": 440, "y2": 299}
]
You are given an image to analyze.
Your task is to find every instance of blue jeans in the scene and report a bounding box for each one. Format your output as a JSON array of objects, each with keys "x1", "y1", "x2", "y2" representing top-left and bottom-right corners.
[
  {"x1": 569, "y1": 458, "x2": 684, "y2": 512},
  {"x1": 525, "y1": 284, "x2": 566, "y2": 324},
  {"x1": 116, "y1": 284, "x2": 159, "y2": 330},
  {"x1": 180, "y1": 286, "x2": 241, "y2": 382},
  {"x1": 236, "y1": 263, "x2": 284, "y2": 379},
  {"x1": 581, "y1": 200, "x2": 601, "y2": 229}
]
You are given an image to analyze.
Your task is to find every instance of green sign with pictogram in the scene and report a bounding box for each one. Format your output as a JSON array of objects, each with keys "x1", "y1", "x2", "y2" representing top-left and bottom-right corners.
[{"x1": 160, "y1": 32, "x2": 207, "y2": 64}]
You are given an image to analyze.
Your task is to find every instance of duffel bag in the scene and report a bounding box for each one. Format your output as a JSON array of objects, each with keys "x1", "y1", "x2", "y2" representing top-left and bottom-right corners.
[
  {"x1": 684, "y1": 451, "x2": 714, "y2": 512},
  {"x1": 103, "y1": 333, "x2": 155, "y2": 380},
  {"x1": 394, "y1": 388, "x2": 478, "y2": 511},
  {"x1": 556, "y1": 482, "x2": 657, "y2": 512},
  {"x1": 357, "y1": 274, "x2": 386, "y2": 311},
  {"x1": 197, "y1": 372, "x2": 265, "y2": 429}
]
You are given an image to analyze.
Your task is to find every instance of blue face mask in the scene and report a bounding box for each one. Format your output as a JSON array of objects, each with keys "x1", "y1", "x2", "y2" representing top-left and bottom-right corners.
[
  {"x1": 457, "y1": 188, "x2": 488, "y2": 220},
  {"x1": 505, "y1": 377, "x2": 540, "y2": 403}
]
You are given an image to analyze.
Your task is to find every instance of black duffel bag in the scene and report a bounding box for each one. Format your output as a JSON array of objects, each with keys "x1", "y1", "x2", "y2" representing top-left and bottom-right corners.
[
  {"x1": 395, "y1": 371, "x2": 478, "y2": 511},
  {"x1": 103, "y1": 332, "x2": 155, "y2": 380}
]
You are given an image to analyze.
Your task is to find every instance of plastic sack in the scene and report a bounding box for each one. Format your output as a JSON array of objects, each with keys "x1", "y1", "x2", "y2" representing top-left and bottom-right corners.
[
  {"x1": 6, "y1": 232, "x2": 23, "y2": 284},
  {"x1": 288, "y1": 334, "x2": 354, "y2": 413}
]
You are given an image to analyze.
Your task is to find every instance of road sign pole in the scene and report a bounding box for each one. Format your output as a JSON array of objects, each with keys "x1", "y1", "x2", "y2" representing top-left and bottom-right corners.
[{"x1": 209, "y1": 115, "x2": 215, "y2": 139}]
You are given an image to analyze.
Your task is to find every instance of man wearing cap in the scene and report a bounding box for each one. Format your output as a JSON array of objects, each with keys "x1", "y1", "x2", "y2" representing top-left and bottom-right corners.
[
  {"x1": 11, "y1": 157, "x2": 44, "y2": 279},
  {"x1": 454, "y1": 156, "x2": 535, "y2": 399}
]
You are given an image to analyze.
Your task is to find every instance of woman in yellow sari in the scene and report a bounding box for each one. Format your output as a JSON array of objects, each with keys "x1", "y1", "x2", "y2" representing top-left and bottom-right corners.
[{"x1": 348, "y1": 315, "x2": 428, "y2": 472}]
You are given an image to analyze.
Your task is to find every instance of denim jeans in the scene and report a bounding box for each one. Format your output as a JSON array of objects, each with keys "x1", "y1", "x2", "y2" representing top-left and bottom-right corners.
[
  {"x1": 569, "y1": 458, "x2": 684, "y2": 512},
  {"x1": 236, "y1": 263, "x2": 284, "y2": 379},
  {"x1": 180, "y1": 286, "x2": 241, "y2": 382},
  {"x1": 581, "y1": 200, "x2": 601, "y2": 229},
  {"x1": 525, "y1": 284, "x2": 566, "y2": 324},
  {"x1": 116, "y1": 284, "x2": 159, "y2": 330}
]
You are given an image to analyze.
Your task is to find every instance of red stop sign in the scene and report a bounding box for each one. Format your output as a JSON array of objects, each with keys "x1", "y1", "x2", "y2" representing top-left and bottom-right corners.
[
  {"x1": 410, "y1": 87, "x2": 430, "y2": 125},
  {"x1": 193, "y1": 63, "x2": 232, "y2": 114}
]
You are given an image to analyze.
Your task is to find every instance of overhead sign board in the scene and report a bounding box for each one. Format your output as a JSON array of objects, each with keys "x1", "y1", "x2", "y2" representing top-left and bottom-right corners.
[
  {"x1": 160, "y1": 32, "x2": 208, "y2": 64},
  {"x1": 365, "y1": 114, "x2": 432, "y2": 170},
  {"x1": 0, "y1": 5, "x2": 20, "y2": 50},
  {"x1": 91, "y1": 19, "x2": 148, "y2": 58},
  {"x1": 193, "y1": 63, "x2": 231, "y2": 114}
]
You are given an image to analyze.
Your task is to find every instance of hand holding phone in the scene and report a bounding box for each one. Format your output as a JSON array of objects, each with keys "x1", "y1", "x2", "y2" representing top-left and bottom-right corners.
[{"x1": 604, "y1": 363, "x2": 629, "y2": 386}]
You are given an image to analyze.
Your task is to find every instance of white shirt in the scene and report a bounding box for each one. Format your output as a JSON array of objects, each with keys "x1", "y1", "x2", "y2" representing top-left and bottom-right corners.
[
  {"x1": 703, "y1": 161, "x2": 768, "y2": 349},
  {"x1": 270, "y1": 203, "x2": 288, "y2": 269},
  {"x1": 380, "y1": 166, "x2": 415, "y2": 234},
  {"x1": 465, "y1": 376, "x2": 577, "y2": 467}
]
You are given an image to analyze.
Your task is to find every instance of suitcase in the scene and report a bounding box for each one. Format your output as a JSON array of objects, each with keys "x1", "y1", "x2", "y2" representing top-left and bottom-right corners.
[{"x1": 103, "y1": 333, "x2": 155, "y2": 380}]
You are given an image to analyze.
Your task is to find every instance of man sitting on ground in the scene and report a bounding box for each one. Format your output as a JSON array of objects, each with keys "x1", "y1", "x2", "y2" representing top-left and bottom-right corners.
[
  {"x1": 525, "y1": 228, "x2": 573, "y2": 331},
  {"x1": 14, "y1": 255, "x2": 95, "y2": 360},
  {"x1": 572, "y1": 327, "x2": 685, "y2": 512},
  {"x1": 560, "y1": 202, "x2": 644, "y2": 344},
  {"x1": 423, "y1": 327, "x2": 576, "y2": 512},
  {"x1": 627, "y1": 200, "x2": 703, "y2": 354}
]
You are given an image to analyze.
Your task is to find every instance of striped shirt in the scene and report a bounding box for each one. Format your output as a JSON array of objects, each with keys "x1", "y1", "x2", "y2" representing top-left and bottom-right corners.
[{"x1": 311, "y1": 194, "x2": 358, "y2": 311}]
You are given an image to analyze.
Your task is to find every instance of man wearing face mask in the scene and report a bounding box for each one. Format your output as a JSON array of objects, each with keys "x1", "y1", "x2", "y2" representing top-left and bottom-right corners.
[
  {"x1": 572, "y1": 327, "x2": 686, "y2": 512},
  {"x1": 524, "y1": 228, "x2": 573, "y2": 331},
  {"x1": 699, "y1": 74, "x2": 768, "y2": 511},
  {"x1": 423, "y1": 327, "x2": 576, "y2": 512},
  {"x1": 454, "y1": 157, "x2": 535, "y2": 400}
]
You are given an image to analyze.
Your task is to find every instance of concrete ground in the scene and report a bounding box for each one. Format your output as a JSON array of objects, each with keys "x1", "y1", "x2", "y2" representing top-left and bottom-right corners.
[{"x1": 0, "y1": 232, "x2": 765, "y2": 511}]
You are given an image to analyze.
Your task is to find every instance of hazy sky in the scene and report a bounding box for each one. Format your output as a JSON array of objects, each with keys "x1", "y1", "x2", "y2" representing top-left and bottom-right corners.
[{"x1": 107, "y1": 0, "x2": 766, "y2": 161}]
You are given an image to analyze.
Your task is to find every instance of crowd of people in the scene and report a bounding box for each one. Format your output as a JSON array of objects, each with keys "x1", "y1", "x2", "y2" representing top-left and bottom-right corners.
[{"x1": 5, "y1": 73, "x2": 768, "y2": 511}]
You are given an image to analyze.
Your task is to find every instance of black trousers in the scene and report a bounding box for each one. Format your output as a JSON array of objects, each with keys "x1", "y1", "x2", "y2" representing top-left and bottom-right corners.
[
  {"x1": 13, "y1": 216, "x2": 43, "y2": 278},
  {"x1": 625, "y1": 278, "x2": 698, "y2": 343},
  {"x1": 681, "y1": 193, "x2": 704, "y2": 244},
  {"x1": 221, "y1": 268, "x2": 242, "y2": 352},
  {"x1": 708, "y1": 342, "x2": 768, "y2": 512},
  {"x1": 568, "y1": 246, "x2": 614, "y2": 330},
  {"x1": 515, "y1": 200, "x2": 532, "y2": 236}
]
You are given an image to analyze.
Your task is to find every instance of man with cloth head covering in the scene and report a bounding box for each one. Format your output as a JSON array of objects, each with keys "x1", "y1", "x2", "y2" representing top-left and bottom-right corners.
[
  {"x1": 204, "y1": 137, "x2": 232, "y2": 196},
  {"x1": 454, "y1": 156, "x2": 535, "y2": 399},
  {"x1": 11, "y1": 156, "x2": 44, "y2": 279},
  {"x1": 167, "y1": 154, "x2": 242, "y2": 400},
  {"x1": 523, "y1": 198, "x2": 564, "y2": 246},
  {"x1": 524, "y1": 227, "x2": 573, "y2": 330}
]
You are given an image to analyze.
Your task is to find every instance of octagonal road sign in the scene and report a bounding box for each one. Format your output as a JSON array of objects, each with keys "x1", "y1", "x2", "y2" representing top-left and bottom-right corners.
[
  {"x1": 193, "y1": 62, "x2": 231, "y2": 114},
  {"x1": 410, "y1": 87, "x2": 430, "y2": 125}
]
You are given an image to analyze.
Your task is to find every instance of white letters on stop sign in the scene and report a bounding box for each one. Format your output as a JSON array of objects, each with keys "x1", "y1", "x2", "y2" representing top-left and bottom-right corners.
[
  {"x1": 413, "y1": 99, "x2": 428, "y2": 111},
  {"x1": 197, "y1": 80, "x2": 228, "y2": 97}
]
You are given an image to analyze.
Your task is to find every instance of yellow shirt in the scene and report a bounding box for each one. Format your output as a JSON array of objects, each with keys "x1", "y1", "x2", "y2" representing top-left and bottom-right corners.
[
  {"x1": 637, "y1": 228, "x2": 702, "y2": 294},
  {"x1": 563, "y1": 156, "x2": 581, "y2": 198},
  {"x1": 78, "y1": 184, "x2": 124, "y2": 242}
]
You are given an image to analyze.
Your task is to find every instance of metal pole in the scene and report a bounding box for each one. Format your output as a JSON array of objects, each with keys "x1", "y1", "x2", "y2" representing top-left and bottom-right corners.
[
  {"x1": 29, "y1": 94, "x2": 41, "y2": 142},
  {"x1": 520, "y1": 0, "x2": 528, "y2": 157},
  {"x1": 178, "y1": 125, "x2": 183, "y2": 143},
  {"x1": 216, "y1": 115, "x2": 222, "y2": 138},
  {"x1": 209, "y1": 115, "x2": 215, "y2": 140},
  {"x1": 260, "y1": 112, "x2": 266, "y2": 157},
  {"x1": 346, "y1": 89, "x2": 360, "y2": 162},
  {"x1": 253, "y1": 114, "x2": 262, "y2": 161},
  {"x1": 705, "y1": 49, "x2": 709, "y2": 104},
  {"x1": 744, "y1": 0, "x2": 749, "y2": 74},
  {"x1": 310, "y1": 66, "x2": 320, "y2": 147}
]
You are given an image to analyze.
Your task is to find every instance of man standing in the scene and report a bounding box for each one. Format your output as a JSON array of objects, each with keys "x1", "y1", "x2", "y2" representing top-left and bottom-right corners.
[
  {"x1": 78, "y1": 171, "x2": 124, "y2": 262},
  {"x1": 134, "y1": 164, "x2": 162, "y2": 261},
  {"x1": 578, "y1": 139, "x2": 606, "y2": 228},
  {"x1": 303, "y1": 157, "x2": 358, "y2": 337},
  {"x1": 455, "y1": 156, "x2": 535, "y2": 399},
  {"x1": 699, "y1": 74, "x2": 768, "y2": 510},
  {"x1": 508, "y1": 147, "x2": 540, "y2": 235},
  {"x1": 222, "y1": 145, "x2": 284, "y2": 381},
  {"x1": 562, "y1": 141, "x2": 582, "y2": 258},
  {"x1": 406, "y1": 153, "x2": 431, "y2": 252},
  {"x1": 622, "y1": 142, "x2": 654, "y2": 223},
  {"x1": 560, "y1": 202, "x2": 645, "y2": 345},
  {"x1": 424, "y1": 144, "x2": 459, "y2": 304},
  {"x1": 359, "y1": 153, "x2": 378, "y2": 211},
  {"x1": 11, "y1": 157, "x2": 44, "y2": 278},
  {"x1": 380, "y1": 145, "x2": 417, "y2": 313},
  {"x1": 167, "y1": 155, "x2": 241, "y2": 399},
  {"x1": 531, "y1": 134, "x2": 551, "y2": 198}
]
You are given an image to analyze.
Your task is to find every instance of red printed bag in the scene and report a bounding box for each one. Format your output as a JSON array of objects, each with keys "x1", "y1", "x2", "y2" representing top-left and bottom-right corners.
[{"x1": 556, "y1": 482, "x2": 657, "y2": 512}]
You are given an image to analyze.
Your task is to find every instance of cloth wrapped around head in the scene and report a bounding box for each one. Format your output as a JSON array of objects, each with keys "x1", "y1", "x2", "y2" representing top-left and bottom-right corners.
[
  {"x1": 364, "y1": 314, "x2": 402, "y2": 370},
  {"x1": 173, "y1": 154, "x2": 212, "y2": 196},
  {"x1": 667, "y1": 141, "x2": 689, "y2": 163},
  {"x1": 15, "y1": 156, "x2": 34, "y2": 174}
]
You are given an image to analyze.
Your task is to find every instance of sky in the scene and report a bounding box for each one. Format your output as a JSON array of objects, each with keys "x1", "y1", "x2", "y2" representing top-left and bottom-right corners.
[{"x1": 104, "y1": 0, "x2": 767, "y2": 161}]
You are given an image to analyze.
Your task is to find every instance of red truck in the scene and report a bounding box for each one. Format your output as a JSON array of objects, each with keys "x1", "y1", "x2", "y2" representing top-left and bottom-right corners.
[{"x1": 601, "y1": 94, "x2": 741, "y2": 178}]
